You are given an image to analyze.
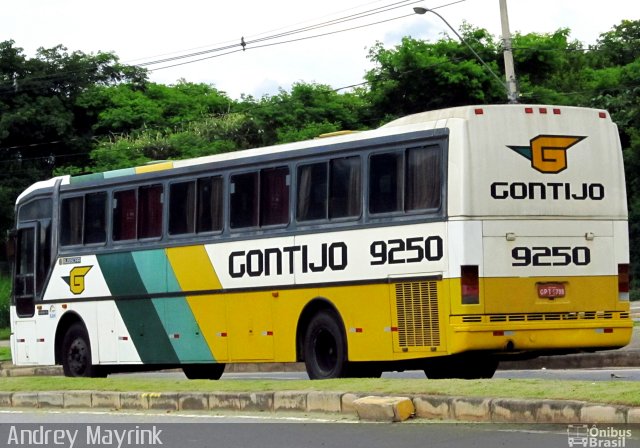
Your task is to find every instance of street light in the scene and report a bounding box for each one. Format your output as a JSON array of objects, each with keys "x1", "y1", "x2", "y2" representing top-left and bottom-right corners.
[{"x1": 413, "y1": 6, "x2": 516, "y2": 103}]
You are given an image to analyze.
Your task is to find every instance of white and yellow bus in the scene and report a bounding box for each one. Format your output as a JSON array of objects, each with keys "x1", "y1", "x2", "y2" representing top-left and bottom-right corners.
[{"x1": 9, "y1": 104, "x2": 632, "y2": 379}]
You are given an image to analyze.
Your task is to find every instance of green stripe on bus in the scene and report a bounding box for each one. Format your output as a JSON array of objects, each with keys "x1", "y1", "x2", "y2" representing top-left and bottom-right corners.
[
  {"x1": 104, "y1": 167, "x2": 136, "y2": 178},
  {"x1": 132, "y1": 250, "x2": 168, "y2": 294},
  {"x1": 97, "y1": 252, "x2": 179, "y2": 364},
  {"x1": 132, "y1": 250, "x2": 215, "y2": 362},
  {"x1": 115, "y1": 298, "x2": 180, "y2": 364},
  {"x1": 97, "y1": 252, "x2": 147, "y2": 297},
  {"x1": 69, "y1": 173, "x2": 105, "y2": 184}
]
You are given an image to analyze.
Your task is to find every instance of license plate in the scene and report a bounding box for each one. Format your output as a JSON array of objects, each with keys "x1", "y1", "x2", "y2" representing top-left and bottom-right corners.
[{"x1": 537, "y1": 283, "x2": 566, "y2": 298}]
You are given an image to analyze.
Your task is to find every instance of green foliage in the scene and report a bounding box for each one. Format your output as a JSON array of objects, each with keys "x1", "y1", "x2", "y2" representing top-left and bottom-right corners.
[
  {"x1": 0, "y1": 274, "x2": 10, "y2": 329},
  {"x1": 591, "y1": 20, "x2": 640, "y2": 67},
  {"x1": 74, "y1": 113, "x2": 258, "y2": 173},
  {"x1": 78, "y1": 80, "x2": 233, "y2": 136},
  {"x1": 242, "y1": 82, "x2": 368, "y2": 146},
  {"x1": 365, "y1": 28, "x2": 505, "y2": 123}
]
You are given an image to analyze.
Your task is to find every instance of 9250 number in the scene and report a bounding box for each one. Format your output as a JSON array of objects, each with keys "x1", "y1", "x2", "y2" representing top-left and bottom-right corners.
[
  {"x1": 370, "y1": 236, "x2": 443, "y2": 265},
  {"x1": 511, "y1": 246, "x2": 591, "y2": 267}
]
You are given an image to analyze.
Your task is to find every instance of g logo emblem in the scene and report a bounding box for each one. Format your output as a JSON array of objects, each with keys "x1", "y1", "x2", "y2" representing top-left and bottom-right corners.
[
  {"x1": 63, "y1": 266, "x2": 92, "y2": 295},
  {"x1": 508, "y1": 135, "x2": 585, "y2": 174}
]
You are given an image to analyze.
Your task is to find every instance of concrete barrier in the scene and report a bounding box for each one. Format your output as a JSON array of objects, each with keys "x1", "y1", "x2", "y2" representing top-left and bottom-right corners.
[
  {"x1": 353, "y1": 396, "x2": 415, "y2": 422},
  {"x1": 0, "y1": 389, "x2": 639, "y2": 424}
]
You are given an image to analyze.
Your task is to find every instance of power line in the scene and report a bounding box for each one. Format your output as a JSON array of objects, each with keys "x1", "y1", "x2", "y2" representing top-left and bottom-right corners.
[{"x1": 0, "y1": 0, "x2": 421, "y2": 94}]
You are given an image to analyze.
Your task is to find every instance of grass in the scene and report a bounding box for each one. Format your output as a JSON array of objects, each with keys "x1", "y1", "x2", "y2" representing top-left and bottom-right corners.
[
  {"x1": 0, "y1": 376, "x2": 639, "y2": 407},
  {"x1": 0, "y1": 346, "x2": 10, "y2": 362},
  {"x1": 0, "y1": 327, "x2": 10, "y2": 340}
]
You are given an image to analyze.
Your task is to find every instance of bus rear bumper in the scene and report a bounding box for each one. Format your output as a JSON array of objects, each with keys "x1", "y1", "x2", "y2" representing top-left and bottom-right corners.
[{"x1": 448, "y1": 320, "x2": 633, "y2": 354}]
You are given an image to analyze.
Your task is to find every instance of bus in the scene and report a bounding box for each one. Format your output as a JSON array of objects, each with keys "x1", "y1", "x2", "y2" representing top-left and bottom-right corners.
[{"x1": 8, "y1": 104, "x2": 632, "y2": 380}]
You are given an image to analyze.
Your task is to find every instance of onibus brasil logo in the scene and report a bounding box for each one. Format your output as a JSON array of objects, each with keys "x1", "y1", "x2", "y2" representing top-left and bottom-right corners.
[
  {"x1": 507, "y1": 135, "x2": 586, "y2": 174},
  {"x1": 567, "y1": 424, "x2": 632, "y2": 447}
]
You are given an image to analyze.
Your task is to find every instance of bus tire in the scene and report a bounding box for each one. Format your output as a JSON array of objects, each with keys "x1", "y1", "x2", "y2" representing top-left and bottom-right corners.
[
  {"x1": 61, "y1": 322, "x2": 105, "y2": 378},
  {"x1": 303, "y1": 311, "x2": 348, "y2": 379},
  {"x1": 182, "y1": 364, "x2": 225, "y2": 380}
]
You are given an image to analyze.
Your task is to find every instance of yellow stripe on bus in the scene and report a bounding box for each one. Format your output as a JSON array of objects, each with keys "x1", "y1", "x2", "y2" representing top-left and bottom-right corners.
[
  {"x1": 166, "y1": 246, "x2": 227, "y2": 361},
  {"x1": 135, "y1": 161, "x2": 174, "y2": 174}
]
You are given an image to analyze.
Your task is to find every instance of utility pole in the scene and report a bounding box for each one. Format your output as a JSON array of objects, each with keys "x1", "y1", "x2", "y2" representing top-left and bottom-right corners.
[{"x1": 499, "y1": 0, "x2": 518, "y2": 103}]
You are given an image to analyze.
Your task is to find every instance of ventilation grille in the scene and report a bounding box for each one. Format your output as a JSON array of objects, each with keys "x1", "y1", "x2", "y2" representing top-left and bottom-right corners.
[
  {"x1": 395, "y1": 281, "x2": 440, "y2": 347},
  {"x1": 487, "y1": 311, "x2": 623, "y2": 323}
]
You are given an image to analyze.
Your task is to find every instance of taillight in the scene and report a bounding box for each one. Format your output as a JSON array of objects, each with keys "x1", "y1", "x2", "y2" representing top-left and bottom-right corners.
[
  {"x1": 461, "y1": 265, "x2": 479, "y2": 304},
  {"x1": 618, "y1": 264, "x2": 630, "y2": 300}
]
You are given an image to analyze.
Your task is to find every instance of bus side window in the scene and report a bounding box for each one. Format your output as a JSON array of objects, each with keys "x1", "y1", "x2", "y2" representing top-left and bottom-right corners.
[
  {"x1": 60, "y1": 196, "x2": 84, "y2": 246},
  {"x1": 369, "y1": 152, "x2": 403, "y2": 214},
  {"x1": 297, "y1": 162, "x2": 328, "y2": 222},
  {"x1": 113, "y1": 189, "x2": 137, "y2": 241},
  {"x1": 138, "y1": 185, "x2": 163, "y2": 239},
  {"x1": 260, "y1": 167, "x2": 289, "y2": 226},
  {"x1": 169, "y1": 181, "x2": 196, "y2": 235},
  {"x1": 197, "y1": 176, "x2": 223, "y2": 232},
  {"x1": 84, "y1": 192, "x2": 107, "y2": 244},
  {"x1": 61, "y1": 193, "x2": 107, "y2": 246},
  {"x1": 368, "y1": 146, "x2": 442, "y2": 215},
  {"x1": 406, "y1": 146, "x2": 441, "y2": 211},
  {"x1": 230, "y1": 172, "x2": 259, "y2": 229},
  {"x1": 329, "y1": 156, "x2": 361, "y2": 219}
]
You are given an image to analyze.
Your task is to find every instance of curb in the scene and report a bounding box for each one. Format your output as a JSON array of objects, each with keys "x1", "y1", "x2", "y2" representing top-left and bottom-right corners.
[{"x1": 1, "y1": 390, "x2": 639, "y2": 424}]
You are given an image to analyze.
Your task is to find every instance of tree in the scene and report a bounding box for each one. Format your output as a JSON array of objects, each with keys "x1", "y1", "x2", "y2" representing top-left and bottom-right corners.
[
  {"x1": 240, "y1": 82, "x2": 368, "y2": 146},
  {"x1": 587, "y1": 21, "x2": 640, "y2": 291},
  {"x1": 0, "y1": 40, "x2": 147, "y2": 242},
  {"x1": 77, "y1": 80, "x2": 234, "y2": 136},
  {"x1": 365, "y1": 26, "x2": 506, "y2": 123}
]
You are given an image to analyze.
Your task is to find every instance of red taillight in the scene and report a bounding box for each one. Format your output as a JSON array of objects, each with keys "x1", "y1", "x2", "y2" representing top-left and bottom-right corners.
[
  {"x1": 618, "y1": 263, "x2": 630, "y2": 294},
  {"x1": 461, "y1": 265, "x2": 479, "y2": 304}
]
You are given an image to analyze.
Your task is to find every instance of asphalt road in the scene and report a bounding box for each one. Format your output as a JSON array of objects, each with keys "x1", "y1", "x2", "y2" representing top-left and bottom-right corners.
[
  {"x1": 111, "y1": 367, "x2": 640, "y2": 382},
  {"x1": 1, "y1": 409, "x2": 621, "y2": 448}
]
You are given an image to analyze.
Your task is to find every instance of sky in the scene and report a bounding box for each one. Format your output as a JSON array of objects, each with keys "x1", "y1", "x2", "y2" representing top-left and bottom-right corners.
[{"x1": 3, "y1": 0, "x2": 639, "y2": 99}]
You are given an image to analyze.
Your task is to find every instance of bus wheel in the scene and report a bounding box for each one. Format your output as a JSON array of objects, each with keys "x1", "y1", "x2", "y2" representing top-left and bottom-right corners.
[
  {"x1": 61, "y1": 322, "x2": 105, "y2": 378},
  {"x1": 182, "y1": 364, "x2": 225, "y2": 380},
  {"x1": 304, "y1": 311, "x2": 348, "y2": 379}
]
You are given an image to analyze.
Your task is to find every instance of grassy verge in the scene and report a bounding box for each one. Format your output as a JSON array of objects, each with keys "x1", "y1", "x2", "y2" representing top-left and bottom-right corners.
[
  {"x1": 0, "y1": 274, "x2": 9, "y2": 336},
  {"x1": 0, "y1": 376, "x2": 639, "y2": 406},
  {"x1": 0, "y1": 346, "x2": 10, "y2": 362}
]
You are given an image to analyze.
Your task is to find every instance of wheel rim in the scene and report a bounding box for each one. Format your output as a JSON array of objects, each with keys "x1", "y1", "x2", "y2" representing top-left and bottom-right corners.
[
  {"x1": 67, "y1": 337, "x2": 89, "y2": 376},
  {"x1": 314, "y1": 328, "x2": 338, "y2": 374}
]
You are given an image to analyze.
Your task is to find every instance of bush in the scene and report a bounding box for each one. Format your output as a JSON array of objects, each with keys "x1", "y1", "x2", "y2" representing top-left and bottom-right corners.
[{"x1": 0, "y1": 274, "x2": 10, "y2": 328}]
